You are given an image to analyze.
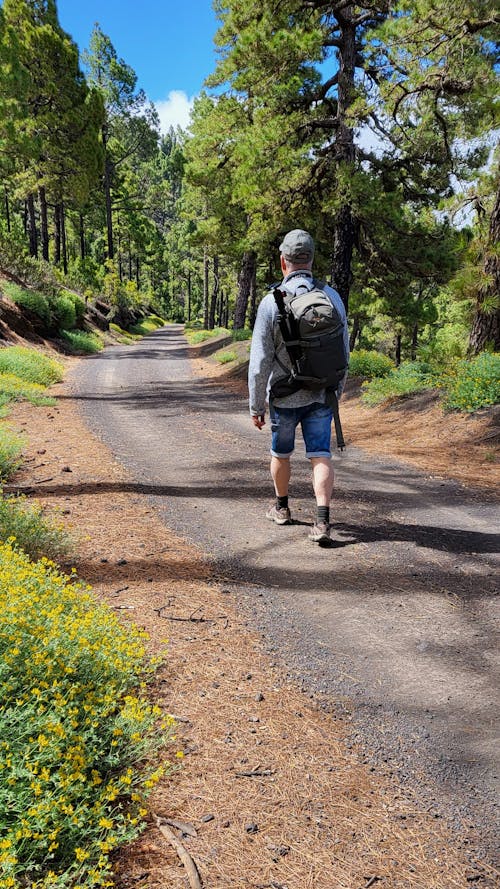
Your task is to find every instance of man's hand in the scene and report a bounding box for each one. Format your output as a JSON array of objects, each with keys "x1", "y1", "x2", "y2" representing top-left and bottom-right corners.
[{"x1": 252, "y1": 414, "x2": 266, "y2": 430}]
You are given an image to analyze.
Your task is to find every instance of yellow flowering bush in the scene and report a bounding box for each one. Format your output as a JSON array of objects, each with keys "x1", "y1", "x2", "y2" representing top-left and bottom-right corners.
[
  {"x1": 441, "y1": 352, "x2": 500, "y2": 412},
  {"x1": 0, "y1": 543, "x2": 172, "y2": 888}
]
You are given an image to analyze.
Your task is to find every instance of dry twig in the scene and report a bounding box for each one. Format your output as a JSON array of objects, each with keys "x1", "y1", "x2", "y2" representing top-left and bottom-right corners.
[{"x1": 153, "y1": 814, "x2": 203, "y2": 889}]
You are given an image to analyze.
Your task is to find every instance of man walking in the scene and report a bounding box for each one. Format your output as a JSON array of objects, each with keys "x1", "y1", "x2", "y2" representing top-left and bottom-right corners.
[{"x1": 248, "y1": 229, "x2": 349, "y2": 544}]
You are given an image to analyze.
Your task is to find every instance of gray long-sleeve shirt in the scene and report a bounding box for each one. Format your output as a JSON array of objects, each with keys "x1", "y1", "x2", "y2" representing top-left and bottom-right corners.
[{"x1": 248, "y1": 271, "x2": 349, "y2": 416}]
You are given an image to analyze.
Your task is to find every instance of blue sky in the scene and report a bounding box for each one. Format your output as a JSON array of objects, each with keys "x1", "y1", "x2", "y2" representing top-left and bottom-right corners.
[{"x1": 57, "y1": 0, "x2": 220, "y2": 131}]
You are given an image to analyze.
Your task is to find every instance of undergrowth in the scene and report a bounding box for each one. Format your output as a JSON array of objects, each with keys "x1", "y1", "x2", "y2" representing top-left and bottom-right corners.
[
  {"x1": 128, "y1": 315, "x2": 165, "y2": 336},
  {"x1": 0, "y1": 495, "x2": 72, "y2": 562},
  {"x1": 361, "y1": 362, "x2": 435, "y2": 405},
  {"x1": 60, "y1": 330, "x2": 103, "y2": 354},
  {"x1": 349, "y1": 349, "x2": 394, "y2": 380},
  {"x1": 0, "y1": 347, "x2": 63, "y2": 386},
  {"x1": 442, "y1": 352, "x2": 500, "y2": 412},
  {"x1": 216, "y1": 349, "x2": 238, "y2": 364},
  {"x1": 0, "y1": 426, "x2": 25, "y2": 479},
  {"x1": 0, "y1": 542, "x2": 172, "y2": 889}
]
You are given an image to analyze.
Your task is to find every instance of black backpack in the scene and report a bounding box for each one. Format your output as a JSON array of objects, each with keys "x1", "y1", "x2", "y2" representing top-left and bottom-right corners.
[{"x1": 270, "y1": 280, "x2": 348, "y2": 449}]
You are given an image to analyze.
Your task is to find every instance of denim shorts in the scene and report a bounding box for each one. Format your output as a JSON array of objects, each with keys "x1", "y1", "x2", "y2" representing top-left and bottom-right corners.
[{"x1": 270, "y1": 402, "x2": 333, "y2": 459}]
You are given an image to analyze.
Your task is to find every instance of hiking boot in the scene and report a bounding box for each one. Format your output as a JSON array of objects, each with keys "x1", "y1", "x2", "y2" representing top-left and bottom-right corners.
[
  {"x1": 308, "y1": 522, "x2": 331, "y2": 544},
  {"x1": 266, "y1": 504, "x2": 291, "y2": 525}
]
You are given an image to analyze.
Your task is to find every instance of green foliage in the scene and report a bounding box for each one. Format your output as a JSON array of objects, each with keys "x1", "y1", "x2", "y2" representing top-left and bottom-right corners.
[
  {"x1": 231, "y1": 328, "x2": 252, "y2": 341},
  {"x1": 49, "y1": 292, "x2": 76, "y2": 330},
  {"x1": 0, "y1": 541, "x2": 172, "y2": 889},
  {"x1": 109, "y1": 323, "x2": 142, "y2": 343},
  {"x1": 0, "y1": 425, "x2": 25, "y2": 479},
  {"x1": 60, "y1": 329, "x2": 104, "y2": 354},
  {"x1": 2, "y1": 281, "x2": 51, "y2": 326},
  {"x1": 60, "y1": 290, "x2": 86, "y2": 327},
  {"x1": 216, "y1": 349, "x2": 238, "y2": 364},
  {"x1": 0, "y1": 373, "x2": 56, "y2": 409},
  {"x1": 0, "y1": 494, "x2": 72, "y2": 562},
  {"x1": 128, "y1": 315, "x2": 165, "y2": 335},
  {"x1": 184, "y1": 327, "x2": 229, "y2": 344},
  {"x1": 442, "y1": 352, "x2": 500, "y2": 413},
  {"x1": 362, "y1": 362, "x2": 435, "y2": 405},
  {"x1": 0, "y1": 346, "x2": 63, "y2": 386},
  {"x1": 349, "y1": 349, "x2": 395, "y2": 379}
]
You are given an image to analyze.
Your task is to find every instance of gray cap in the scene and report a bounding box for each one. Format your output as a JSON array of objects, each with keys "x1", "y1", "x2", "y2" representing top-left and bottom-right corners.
[{"x1": 279, "y1": 229, "x2": 315, "y2": 263}]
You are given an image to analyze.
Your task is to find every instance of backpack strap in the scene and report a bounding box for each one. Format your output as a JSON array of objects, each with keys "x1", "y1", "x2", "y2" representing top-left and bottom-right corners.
[
  {"x1": 325, "y1": 388, "x2": 346, "y2": 451},
  {"x1": 273, "y1": 287, "x2": 302, "y2": 366}
]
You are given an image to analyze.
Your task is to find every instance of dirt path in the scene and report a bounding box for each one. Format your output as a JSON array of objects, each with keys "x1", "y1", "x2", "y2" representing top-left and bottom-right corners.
[{"x1": 65, "y1": 325, "x2": 499, "y2": 863}]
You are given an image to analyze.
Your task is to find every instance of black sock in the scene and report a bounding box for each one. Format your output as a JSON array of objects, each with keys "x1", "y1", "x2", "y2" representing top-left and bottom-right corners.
[
  {"x1": 277, "y1": 495, "x2": 289, "y2": 510},
  {"x1": 317, "y1": 505, "x2": 330, "y2": 524}
]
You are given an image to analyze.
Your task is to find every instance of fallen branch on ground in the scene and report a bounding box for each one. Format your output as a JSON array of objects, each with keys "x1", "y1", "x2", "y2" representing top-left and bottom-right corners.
[{"x1": 153, "y1": 814, "x2": 204, "y2": 889}]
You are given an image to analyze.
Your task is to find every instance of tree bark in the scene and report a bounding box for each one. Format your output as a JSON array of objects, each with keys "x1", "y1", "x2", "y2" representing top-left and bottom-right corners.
[
  {"x1": 395, "y1": 332, "x2": 402, "y2": 366},
  {"x1": 411, "y1": 323, "x2": 418, "y2": 361},
  {"x1": 60, "y1": 201, "x2": 68, "y2": 275},
  {"x1": 79, "y1": 214, "x2": 85, "y2": 260},
  {"x1": 136, "y1": 256, "x2": 140, "y2": 288},
  {"x1": 209, "y1": 255, "x2": 219, "y2": 329},
  {"x1": 187, "y1": 269, "x2": 191, "y2": 322},
  {"x1": 234, "y1": 250, "x2": 256, "y2": 329},
  {"x1": 38, "y1": 186, "x2": 49, "y2": 261},
  {"x1": 103, "y1": 128, "x2": 114, "y2": 260},
  {"x1": 349, "y1": 315, "x2": 361, "y2": 351},
  {"x1": 54, "y1": 204, "x2": 61, "y2": 265},
  {"x1": 203, "y1": 249, "x2": 209, "y2": 329},
  {"x1": 27, "y1": 193, "x2": 38, "y2": 258},
  {"x1": 469, "y1": 175, "x2": 500, "y2": 354},
  {"x1": 329, "y1": 4, "x2": 357, "y2": 313}
]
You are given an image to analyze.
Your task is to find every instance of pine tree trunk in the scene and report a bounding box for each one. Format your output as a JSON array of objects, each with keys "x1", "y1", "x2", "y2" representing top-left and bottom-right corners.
[
  {"x1": 395, "y1": 333, "x2": 402, "y2": 366},
  {"x1": 136, "y1": 257, "x2": 140, "y2": 288},
  {"x1": 4, "y1": 188, "x2": 10, "y2": 233},
  {"x1": 329, "y1": 4, "x2": 357, "y2": 313},
  {"x1": 469, "y1": 176, "x2": 500, "y2": 354},
  {"x1": 103, "y1": 129, "x2": 114, "y2": 260},
  {"x1": 187, "y1": 269, "x2": 191, "y2": 322},
  {"x1": 27, "y1": 193, "x2": 38, "y2": 258},
  {"x1": 38, "y1": 186, "x2": 49, "y2": 261},
  {"x1": 60, "y1": 201, "x2": 68, "y2": 275},
  {"x1": 411, "y1": 323, "x2": 418, "y2": 360},
  {"x1": 209, "y1": 255, "x2": 219, "y2": 329},
  {"x1": 54, "y1": 204, "x2": 61, "y2": 265},
  {"x1": 349, "y1": 315, "x2": 361, "y2": 351},
  {"x1": 203, "y1": 249, "x2": 209, "y2": 329},
  {"x1": 79, "y1": 214, "x2": 85, "y2": 260},
  {"x1": 234, "y1": 250, "x2": 256, "y2": 329}
]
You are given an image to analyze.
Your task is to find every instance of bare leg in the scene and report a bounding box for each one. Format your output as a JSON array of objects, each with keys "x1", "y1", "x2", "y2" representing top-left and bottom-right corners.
[
  {"x1": 311, "y1": 457, "x2": 334, "y2": 507},
  {"x1": 271, "y1": 456, "x2": 291, "y2": 496}
]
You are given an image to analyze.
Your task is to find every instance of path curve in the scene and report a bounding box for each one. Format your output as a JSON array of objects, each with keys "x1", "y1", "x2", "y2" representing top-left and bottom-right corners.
[{"x1": 74, "y1": 324, "x2": 499, "y2": 861}]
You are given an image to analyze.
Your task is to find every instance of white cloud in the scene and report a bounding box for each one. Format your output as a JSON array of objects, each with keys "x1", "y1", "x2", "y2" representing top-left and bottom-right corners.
[{"x1": 154, "y1": 90, "x2": 195, "y2": 134}]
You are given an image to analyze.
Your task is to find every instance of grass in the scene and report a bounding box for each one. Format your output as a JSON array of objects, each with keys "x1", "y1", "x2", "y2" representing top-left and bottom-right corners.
[
  {"x1": 60, "y1": 329, "x2": 104, "y2": 354},
  {"x1": 184, "y1": 327, "x2": 230, "y2": 345},
  {"x1": 128, "y1": 315, "x2": 165, "y2": 336},
  {"x1": 2, "y1": 281, "x2": 50, "y2": 326},
  {"x1": 361, "y1": 362, "x2": 435, "y2": 406},
  {"x1": 0, "y1": 347, "x2": 63, "y2": 386},
  {"x1": 0, "y1": 374, "x2": 56, "y2": 409},
  {"x1": 109, "y1": 323, "x2": 142, "y2": 344},
  {"x1": 0, "y1": 494, "x2": 73, "y2": 562},
  {"x1": 216, "y1": 349, "x2": 238, "y2": 364},
  {"x1": 0, "y1": 426, "x2": 25, "y2": 480},
  {"x1": 0, "y1": 541, "x2": 172, "y2": 889}
]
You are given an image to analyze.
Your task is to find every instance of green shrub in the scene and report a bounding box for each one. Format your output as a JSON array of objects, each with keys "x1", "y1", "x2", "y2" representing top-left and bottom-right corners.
[
  {"x1": 109, "y1": 323, "x2": 142, "y2": 343},
  {"x1": 0, "y1": 425, "x2": 25, "y2": 479},
  {"x1": 2, "y1": 281, "x2": 50, "y2": 326},
  {"x1": 49, "y1": 292, "x2": 76, "y2": 330},
  {"x1": 349, "y1": 349, "x2": 395, "y2": 379},
  {"x1": 0, "y1": 346, "x2": 63, "y2": 386},
  {"x1": 216, "y1": 349, "x2": 238, "y2": 364},
  {"x1": 0, "y1": 541, "x2": 172, "y2": 889},
  {"x1": 231, "y1": 328, "x2": 252, "y2": 342},
  {"x1": 362, "y1": 361, "x2": 435, "y2": 406},
  {"x1": 0, "y1": 495, "x2": 72, "y2": 561},
  {"x1": 60, "y1": 330, "x2": 104, "y2": 354},
  {"x1": 442, "y1": 352, "x2": 500, "y2": 413}
]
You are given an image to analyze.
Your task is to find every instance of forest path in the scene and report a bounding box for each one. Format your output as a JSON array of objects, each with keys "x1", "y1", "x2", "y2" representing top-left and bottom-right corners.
[{"x1": 75, "y1": 323, "x2": 499, "y2": 857}]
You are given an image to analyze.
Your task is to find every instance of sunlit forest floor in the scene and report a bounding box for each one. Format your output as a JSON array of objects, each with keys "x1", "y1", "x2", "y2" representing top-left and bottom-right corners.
[{"x1": 6, "y1": 360, "x2": 497, "y2": 888}]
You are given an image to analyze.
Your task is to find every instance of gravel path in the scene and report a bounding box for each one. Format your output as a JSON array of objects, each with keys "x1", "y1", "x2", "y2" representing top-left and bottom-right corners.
[{"x1": 74, "y1": 324, "x2": 499, "y2": 864}]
